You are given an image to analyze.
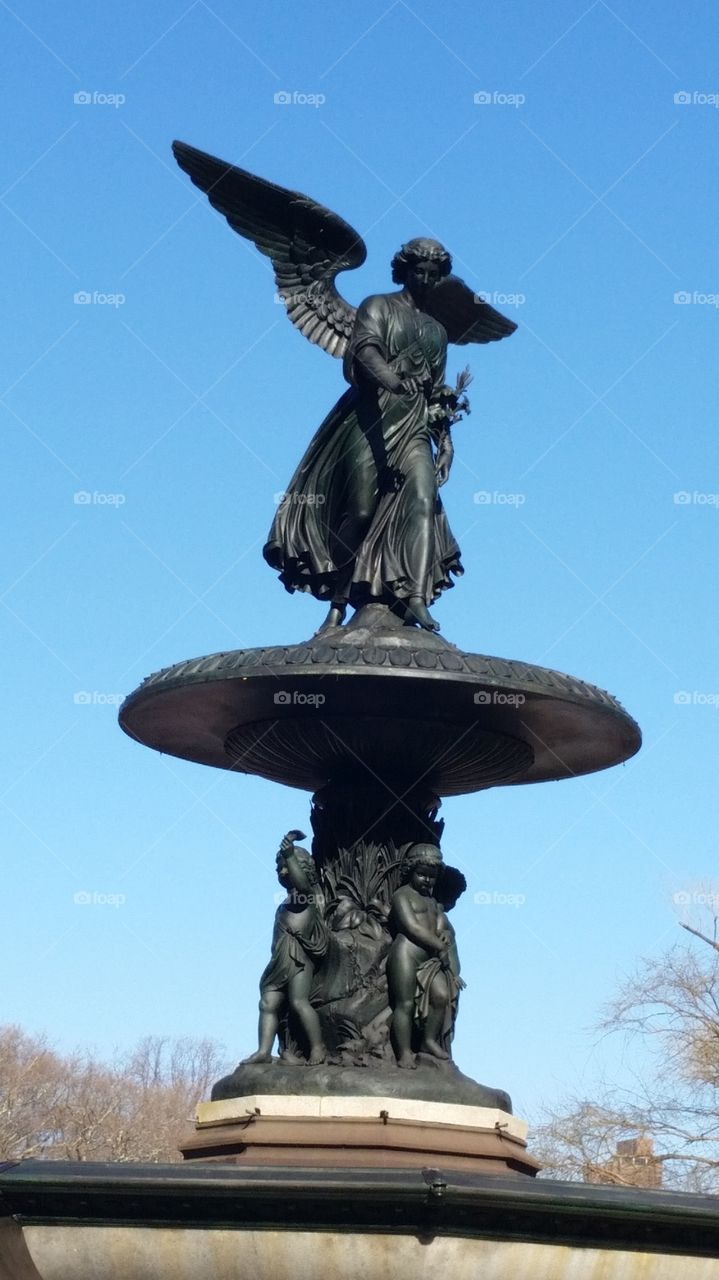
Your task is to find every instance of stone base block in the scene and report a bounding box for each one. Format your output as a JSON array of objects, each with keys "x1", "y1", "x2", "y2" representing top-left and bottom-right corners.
[{"x1": 180, "y1": 1094, "x2": 540, "y2": 1177}]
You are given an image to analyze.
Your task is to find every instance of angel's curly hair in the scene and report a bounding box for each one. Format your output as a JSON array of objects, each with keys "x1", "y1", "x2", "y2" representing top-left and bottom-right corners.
[
  {"x1": 391, "y1": 237, "x2": 452, "y2": 284},
  {"x1": 399, "y1": 842, "x2": 444, "y2": 883}
]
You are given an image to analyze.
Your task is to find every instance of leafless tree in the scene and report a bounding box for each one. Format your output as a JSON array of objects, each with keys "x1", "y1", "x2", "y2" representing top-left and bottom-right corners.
[
  {"x1": 534, "y1": 908, "x2": 719, "y2": 1192},
  {"x1": 0, "y1": 1026, "x2": 228, "y2": 1163}
]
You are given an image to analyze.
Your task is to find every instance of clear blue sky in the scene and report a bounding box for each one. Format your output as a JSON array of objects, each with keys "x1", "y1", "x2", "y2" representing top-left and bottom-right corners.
[{"x1": 2, "y1": 0, "x2": 718, "y2": 1122}]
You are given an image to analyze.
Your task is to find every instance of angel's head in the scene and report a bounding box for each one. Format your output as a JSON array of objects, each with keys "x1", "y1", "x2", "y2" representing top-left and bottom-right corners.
[{"x1": 391, "y1": 238, "x2": 452, "y2": 302}]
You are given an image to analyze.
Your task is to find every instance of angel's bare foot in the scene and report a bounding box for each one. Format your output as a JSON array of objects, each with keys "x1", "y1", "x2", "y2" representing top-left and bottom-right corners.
[
  {"x1": 241, "y1": 1050, "x2": 273, "y2": 1065},
  {"x1": 397, "y1": 1051, "x2": 417, "y2": 1069},
  {"x1": 421, "y1": 1039, "x2": 449, "y2": 1061},
  {"x1": 315, "y1": 603, "x2": 346, "y2": 634},
  {"x1": 307, "y1": 1047, "x2": 327, "y2": 1065},
  {"x1": 404, "y1": 597, "x2": 440, "y2": 632}
]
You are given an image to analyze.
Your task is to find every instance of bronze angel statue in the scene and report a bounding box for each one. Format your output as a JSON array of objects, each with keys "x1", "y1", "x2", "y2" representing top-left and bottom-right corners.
[{"x1": 173, "y1": 142, "x2": 517, "y2": 633}]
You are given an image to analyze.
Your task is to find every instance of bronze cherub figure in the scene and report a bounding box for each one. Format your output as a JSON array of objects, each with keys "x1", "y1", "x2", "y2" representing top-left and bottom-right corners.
[
  {"x1": 242, "y1": 830, "x2": 328, "y2": 1066},
  {"x1": 387, "y1": 843, "x2": 466, "y2": 1069}
]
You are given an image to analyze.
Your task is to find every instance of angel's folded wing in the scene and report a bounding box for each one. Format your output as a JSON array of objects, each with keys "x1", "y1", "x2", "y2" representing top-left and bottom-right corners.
[
  {"x1": 172, "y1": 141, "x2": 367, "y2": 359},
  {"x1": 425, "y1": 275, "x2": 518, "y2": 346}
]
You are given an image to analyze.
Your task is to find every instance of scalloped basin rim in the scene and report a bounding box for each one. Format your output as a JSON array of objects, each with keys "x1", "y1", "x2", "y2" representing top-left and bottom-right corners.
[{"x1": 119, "y1": 641, "x2": 641, "y2": 794}]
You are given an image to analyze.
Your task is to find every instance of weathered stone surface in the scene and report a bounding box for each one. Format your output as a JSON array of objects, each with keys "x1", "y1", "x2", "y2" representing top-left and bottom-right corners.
[{"x1": 4, "y1": 1162, "x2": 719, "y2": 1280}]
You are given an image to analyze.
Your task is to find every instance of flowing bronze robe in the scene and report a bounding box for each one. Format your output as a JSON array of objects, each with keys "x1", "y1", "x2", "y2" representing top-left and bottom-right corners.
[{"x1": 264, "y1": 291, "x2": 462, "y2": 605}]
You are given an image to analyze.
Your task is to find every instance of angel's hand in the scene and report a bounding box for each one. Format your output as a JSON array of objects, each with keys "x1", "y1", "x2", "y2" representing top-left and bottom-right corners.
[
  {"x1": 399, "y1": 376, "x2": 432, "y2": 399},
  {"x1": 435, "y1": 451, "x2": 453, "y2": 487}
]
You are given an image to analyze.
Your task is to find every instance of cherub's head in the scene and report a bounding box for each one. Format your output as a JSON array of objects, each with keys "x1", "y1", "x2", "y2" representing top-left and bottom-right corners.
[
  {"x1": 391, "y1": 238, "x2": 452, "y2": 303},
  {"x1": 275, "y1": 843, "x2": 318, "y2": 889},
  {"x1": 400, "y1": 842, "x2": 444, "y2": 897}
]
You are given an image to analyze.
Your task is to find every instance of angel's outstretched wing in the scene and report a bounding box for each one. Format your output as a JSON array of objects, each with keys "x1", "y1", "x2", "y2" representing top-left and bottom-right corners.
[
  {"x1": 425, "y1": 275, "x2": 518, "y2": 345},
  {"x1": 172, "y1": 141, "x2": 366, "y2": 359}
]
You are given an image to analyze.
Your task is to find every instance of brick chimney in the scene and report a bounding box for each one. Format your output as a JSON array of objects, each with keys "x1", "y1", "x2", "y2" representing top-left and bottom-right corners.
[{"x1": 585, "y1": 1137, "x2": 663, "y2": 1189}]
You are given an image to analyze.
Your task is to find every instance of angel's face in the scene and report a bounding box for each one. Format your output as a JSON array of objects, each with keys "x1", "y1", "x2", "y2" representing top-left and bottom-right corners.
[{"x1": 405, "y1": 258, "x2": 442, "y2": 303}]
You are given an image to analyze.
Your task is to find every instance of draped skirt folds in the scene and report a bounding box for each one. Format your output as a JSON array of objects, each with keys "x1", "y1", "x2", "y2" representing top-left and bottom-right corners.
[{"x1": 263, "y1": 385, "x2": 463, "y2": 606}]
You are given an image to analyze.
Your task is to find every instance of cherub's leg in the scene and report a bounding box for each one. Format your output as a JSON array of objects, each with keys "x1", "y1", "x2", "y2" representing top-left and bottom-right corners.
[
  {"x1": 288, "y1": 965, "x2": 326, "y2": 1064},
  {"x1": 391, "y1": 1002, "x2": 418, "y2": 1068},
  {"x1": 242, "y1": 989, "x2": 284, "y2": 1063},
  {"x1": 419, "y1": 972, "x2": 450, "y2": 1059},
  {"x1": 387, "y1": 950, "x2": 418, "y2": 1068}
]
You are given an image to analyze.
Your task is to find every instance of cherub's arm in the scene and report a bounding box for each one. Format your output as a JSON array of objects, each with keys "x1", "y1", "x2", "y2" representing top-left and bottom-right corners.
[
  {"x1": 437, "y1": 912, "x2": 462, "y2": 981},
  {"x1": 392, "y1": 888, "x2": 447, "y2": 953},
  {"x1": 283, "y1": 848, "x2": 317, "y2": 898}
]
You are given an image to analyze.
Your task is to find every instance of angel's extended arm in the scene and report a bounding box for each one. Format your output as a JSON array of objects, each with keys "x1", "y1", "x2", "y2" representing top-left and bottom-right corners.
[
  {"x1": 429, "y1": 381, "x2": 454, "y2": 486},
  {"x1": 433, "y1": 427, "x2": 454, "y2": 488},
  {"x1": 354, "y1": 344, "x2": 404, "y2": 394},
  {"x1": 349, "y1": 296, "x2": 404, "y2": 394}
]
